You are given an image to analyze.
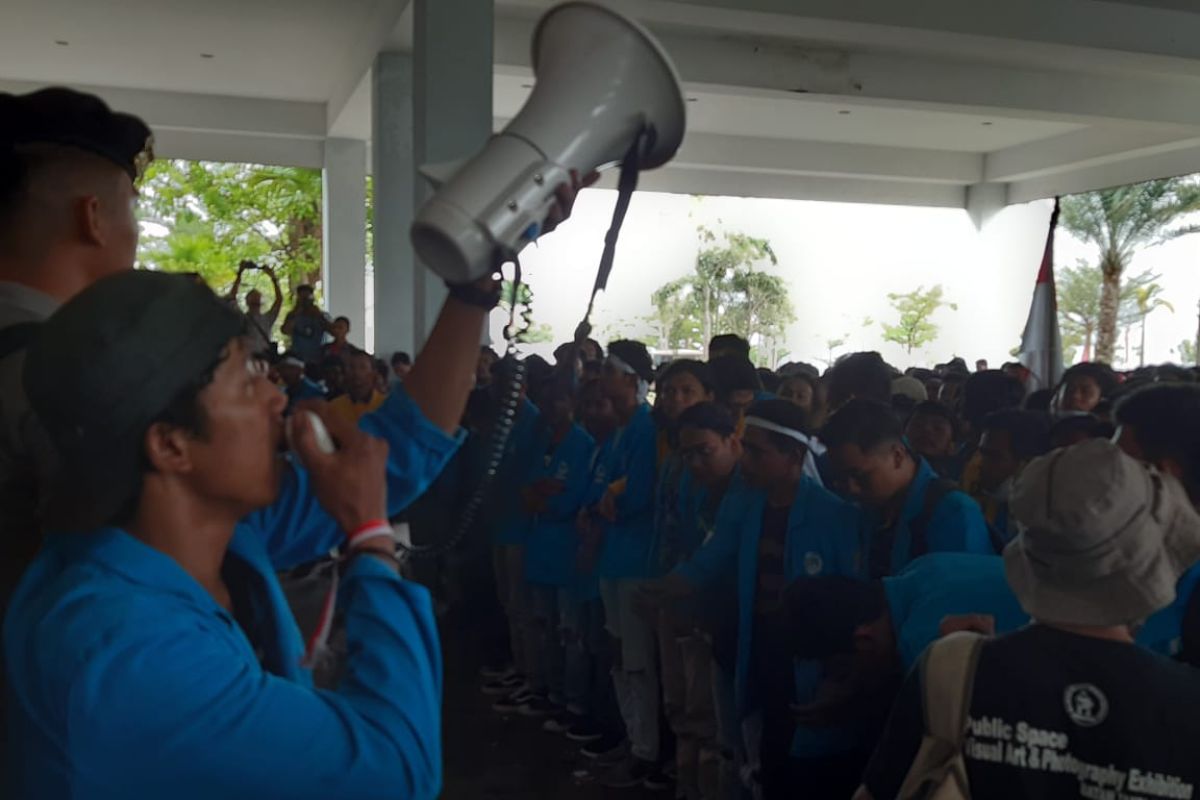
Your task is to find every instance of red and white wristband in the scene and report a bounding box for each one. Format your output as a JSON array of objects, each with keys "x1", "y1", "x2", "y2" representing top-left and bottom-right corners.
[
  {"x1": 302, "y1": 520, "x2": 397, "y2": 668},
  {"x1": 346, "y1": 519, "x2": 395, "y2": 551}
]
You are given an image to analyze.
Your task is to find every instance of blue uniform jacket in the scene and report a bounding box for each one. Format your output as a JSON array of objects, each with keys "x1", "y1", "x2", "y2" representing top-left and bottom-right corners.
[
  {"x1": 676, "y1": 476, "x2": 867, "y2": 758},
  {"x1": 5, "y1": 388, "x2": 460, "y2": 800},
  {"x1": 872, "y1": 458, "x2": 993, "y2": 575},
  {"x1": 523, "y1": 423, "x2": 596, "y2": 587},
  {"x1": 490, "y1": 398, "x2": 542, "y2": 545},
  {"x1": 595, "y1": 404, "x2": 658, "y2": 580},
  {"x1": 888, "y1": 554, "x2": 1200, "y2": 666},
  {"x1": 883, "y1": 553, "x2": 1029, "y2": 668}
]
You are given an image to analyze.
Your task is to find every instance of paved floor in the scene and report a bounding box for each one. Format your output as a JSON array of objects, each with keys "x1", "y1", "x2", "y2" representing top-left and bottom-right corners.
[{"x1": 440, "y1": 620, "x2": 661, "y2": 800}]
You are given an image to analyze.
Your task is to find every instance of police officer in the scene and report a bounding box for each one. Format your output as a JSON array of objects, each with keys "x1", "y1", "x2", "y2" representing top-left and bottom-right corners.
[{"x1": 0, "y1": 87, "x2": 153, "y2": 601}]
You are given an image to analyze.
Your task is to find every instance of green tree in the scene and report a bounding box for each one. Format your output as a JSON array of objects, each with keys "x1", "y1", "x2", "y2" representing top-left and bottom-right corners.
[
  {"x1": 1133, "y1": 283, "x2": 1174, "y2": 366},
  {"x1": 727, "y1": 270, "x2": 795, "y2": 349},
  {"x1": 1057, "y1": 260, "x2": 1154, "y2": 361},
  {"x1": 881, "y1": 285, "x2": 957, "y2": 354},
  {"x1": 1059, "y1": 178, "x2": 1200, "y2": 363},
  {"x1": 1176, "y1": 339, "x2": 1196, "y2": 365},
  {"x1": 137, "y1": 159, "x2": 324, "y2": 303},
  {"x1": 649, "y1": 282, "x2": 703, "y2": 351},
  {"x1": 651, "y1": 226, "x2": 791, "y2": 360}
]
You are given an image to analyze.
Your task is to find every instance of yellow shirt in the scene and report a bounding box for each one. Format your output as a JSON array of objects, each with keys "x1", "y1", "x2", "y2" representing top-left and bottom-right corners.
[{"x1": 328, "y1": 390, "x2": 386, "y2": 425}]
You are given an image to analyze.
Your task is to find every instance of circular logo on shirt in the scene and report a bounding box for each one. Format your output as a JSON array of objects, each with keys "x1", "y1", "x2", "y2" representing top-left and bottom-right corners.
[
  {"x1": 1063, "y1": 684, "x2": 1109, "y2": 727},
  {"x1": 803, "y1": 551, "x2": 824, "y2": 575}
]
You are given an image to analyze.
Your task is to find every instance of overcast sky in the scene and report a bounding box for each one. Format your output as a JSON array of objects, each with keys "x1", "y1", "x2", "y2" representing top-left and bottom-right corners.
[{"x1": 481, "y1": 188, "x2": 1200, "y2": 370}]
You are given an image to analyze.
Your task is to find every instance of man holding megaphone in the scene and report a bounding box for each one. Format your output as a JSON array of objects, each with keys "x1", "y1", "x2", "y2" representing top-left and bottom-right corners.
[
  {"x1": 4, "y1": 177, "x2": 587, "y2": 799},
  {"x1": 4, "y1": 3, "x2": 686, "y2": 797}
]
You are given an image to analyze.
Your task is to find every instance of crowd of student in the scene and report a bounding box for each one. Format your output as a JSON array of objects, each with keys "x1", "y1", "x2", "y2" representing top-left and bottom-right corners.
[{"x1": 418, "y1": 332, "x2": 1200, "y2": 799}]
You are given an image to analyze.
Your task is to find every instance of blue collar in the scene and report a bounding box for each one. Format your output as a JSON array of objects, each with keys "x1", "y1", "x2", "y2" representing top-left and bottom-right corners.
[
  {"x1": 59, "y1": 525, "x2": 267, "y2": 614},
  {"x1": 57, "y1": 528, "x2": 223, "y2": 612}
]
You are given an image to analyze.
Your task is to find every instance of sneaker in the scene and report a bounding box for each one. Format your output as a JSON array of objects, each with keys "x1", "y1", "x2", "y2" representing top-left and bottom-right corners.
[
  {"x1": 542, "y1": 711, "x2": 580, "y2": 734},
  {"x1": 519, "y1": 695, "x2": 557, "y2": 717},
  {"x1": 481, "y1": 676, "x2": 524, "y2": 696},
  {"x1": 642, "y1": 768, "x2": 672, "y2": 792},
  {"x1": 491, "y1": 689, "x2": 534, "y2": 714},
  {"x1": 580, "y1": 734, "x2": 626, "y2": 762},
  {"x1": 564, "y1": 717, "x2": 605, "y2": 743},
  {"x1": 600, "y1": 755, "x2": 656, "y2": 789}
]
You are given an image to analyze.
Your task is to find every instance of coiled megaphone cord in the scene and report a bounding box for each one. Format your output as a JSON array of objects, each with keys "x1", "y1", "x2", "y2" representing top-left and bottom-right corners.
[{"x1": 397, "y1": 251, "x2": 531, "y2": 559}]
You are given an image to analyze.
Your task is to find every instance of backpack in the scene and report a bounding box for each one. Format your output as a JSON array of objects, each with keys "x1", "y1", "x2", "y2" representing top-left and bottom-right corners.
[
  {"x1": 910, "y1": 478, "x2": 1008, "y2": 557},
  {"x1": 896, "y1": 631, "x2": 984, "y2": 800}
]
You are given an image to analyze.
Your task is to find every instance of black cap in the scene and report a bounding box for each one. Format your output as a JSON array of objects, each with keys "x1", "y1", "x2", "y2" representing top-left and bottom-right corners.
[
  {"x1": 0, "y1": 87, "x2": 154, "y2": 184},
  {"x1": 24, "y1": 271, "x2": 244, "y2": 531},
  {"x1": 606, "y1": 340, "x2": 654, "y2": 383}
]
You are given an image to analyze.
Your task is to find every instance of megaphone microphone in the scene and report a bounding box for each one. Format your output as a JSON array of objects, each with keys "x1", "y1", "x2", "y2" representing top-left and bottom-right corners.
[
  {"x1": 411, "y1": 1, "x2": 686, "y2": 285},
  {"x1": 400, "y1": 2, "x2": 685, "y2": 560}
]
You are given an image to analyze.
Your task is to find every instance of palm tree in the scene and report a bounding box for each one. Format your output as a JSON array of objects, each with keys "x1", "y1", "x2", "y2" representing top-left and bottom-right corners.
[
  {"x1": 1134, "y1": 283, "x2": 1174, "y2": 366},
  {"x1": 1060, "y1": 178, "x2": 1200, "y2": 364}
]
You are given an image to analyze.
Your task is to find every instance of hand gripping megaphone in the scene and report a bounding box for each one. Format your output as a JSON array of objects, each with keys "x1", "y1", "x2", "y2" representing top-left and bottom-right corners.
[{"x1": 410, "y1": 1, "x2": 686, "y2": 284}]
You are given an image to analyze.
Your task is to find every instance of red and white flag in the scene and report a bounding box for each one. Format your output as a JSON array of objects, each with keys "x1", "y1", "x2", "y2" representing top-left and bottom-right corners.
[{"x1": 1018, "y1": 198, "x2": 1064, "y2": 391}]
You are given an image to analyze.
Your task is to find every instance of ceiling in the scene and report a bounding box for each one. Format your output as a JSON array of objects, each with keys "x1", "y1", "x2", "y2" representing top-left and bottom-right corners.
[{"x1": 7, "y1": 0, "x2": 1200, "y2": 210}]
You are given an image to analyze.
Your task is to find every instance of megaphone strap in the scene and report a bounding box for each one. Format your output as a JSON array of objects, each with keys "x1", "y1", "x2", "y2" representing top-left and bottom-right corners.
[{"x1": 584, "y1": 128, "x2": 646, "y2": 324}]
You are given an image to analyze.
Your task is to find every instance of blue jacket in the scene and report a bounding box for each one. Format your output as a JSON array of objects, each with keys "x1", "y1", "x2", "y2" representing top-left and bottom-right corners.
[
  {"x1": 676, "y1": 476, "x2": 867, "y2": 758},
  {"x1": 883, "y1": 553, "x2": 1029, "y2": 668},
  {"x1": 5, "y1": 388, "x2": 460, "y2": 800},
  {"x1": 596, "y1": 404, "x2": 658, "y2": 580},
  {"x1": 871, "y1": 458, "x2": 993, "y2": 575},
  {"x1": 489, "y1": 398, "x2": 542, "y2": 545},
  {"x1": 524, "y1": 423, "x2": 596, "y2": 587},
  {"x1": 886, "y1": 554, "x2": 1200, "y2": 666}
]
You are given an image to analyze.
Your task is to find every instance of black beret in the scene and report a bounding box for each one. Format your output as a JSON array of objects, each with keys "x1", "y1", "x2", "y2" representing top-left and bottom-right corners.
[
  {"x1": 0, "y1": 86, "x2": 154, "y2": 182},
  {"x1": 24, "y1": 271, "x2": 243, "y2": 531}
]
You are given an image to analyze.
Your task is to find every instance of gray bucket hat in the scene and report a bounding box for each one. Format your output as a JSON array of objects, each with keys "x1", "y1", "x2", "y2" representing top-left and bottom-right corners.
[{"x1": 1005, "y1": 438, "x2": 1200, "y2": 627}]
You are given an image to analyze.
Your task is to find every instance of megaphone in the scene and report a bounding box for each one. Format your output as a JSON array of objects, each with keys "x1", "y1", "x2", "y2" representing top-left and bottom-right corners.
[{"x1": 410, "y1": 1, "x2": 686, "y2": 284}]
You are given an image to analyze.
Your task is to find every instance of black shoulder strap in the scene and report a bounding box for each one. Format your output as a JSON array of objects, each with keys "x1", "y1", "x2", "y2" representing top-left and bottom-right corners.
[
  {"x1": 910, "y1": 477, "x2": 959, "y2": 560},
  {"x1": 0, "y1": 321, "x2": 42, "y2": 362}
]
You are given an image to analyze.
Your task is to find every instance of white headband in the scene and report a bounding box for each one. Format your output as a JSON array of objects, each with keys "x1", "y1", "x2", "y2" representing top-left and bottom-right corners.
[
  {"x1": 745, "y1": 415, "x2": 827, "y2": 487},
  {"x1": 744, "y1": 416, "x2": 814, "y2": 448},
  {"x1": 281, "y1": 356, "x2": 305, "y2": 368},
  {"x1": 607, "y1": 353, "x2": 650, "y2": 403}
]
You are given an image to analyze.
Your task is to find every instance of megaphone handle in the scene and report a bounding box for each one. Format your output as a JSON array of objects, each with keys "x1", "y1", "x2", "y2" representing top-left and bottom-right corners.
[{"x1": 580, "y1": 130, "x2": 646, "y2": 334}]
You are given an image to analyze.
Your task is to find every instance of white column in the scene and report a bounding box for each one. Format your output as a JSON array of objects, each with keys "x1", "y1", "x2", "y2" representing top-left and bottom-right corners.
[
  {"x1": 412, "y1": 0, "x2": 494, "y2": 347},
  {"x1": 372, "y1": 52, "x2": 416, "y2": 359},
  {"x1": 321, "y1": 138, "x2": 368, "y2": 349}
]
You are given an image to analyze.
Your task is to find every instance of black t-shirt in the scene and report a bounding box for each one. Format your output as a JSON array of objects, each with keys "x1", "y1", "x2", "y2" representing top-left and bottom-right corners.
[
  {"x1": 756, "y1": 503, "x2": 790, "y2": 617},
  {"x1": 865, "y1": 625, "x2": 1200, "y2": 799}
]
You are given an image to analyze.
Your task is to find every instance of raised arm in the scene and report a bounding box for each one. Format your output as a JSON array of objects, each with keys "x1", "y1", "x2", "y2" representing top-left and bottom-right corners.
[
  {"x1": 224, "y1": 261, "x2": 249, "y2": 302},
  {"x1": 264, "y1": 265, "x2": 284, "y2": 317},
  {"x1": 402, "y1": 285, "x2": 493, "y2": 435}
]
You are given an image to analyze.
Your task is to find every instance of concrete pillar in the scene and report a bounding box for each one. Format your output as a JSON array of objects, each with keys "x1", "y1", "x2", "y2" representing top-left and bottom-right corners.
[
  {"x1": 967, "y1": 182, "x2": 1009, "y2": 231},
  {"x1": 412, "y1": 0, "x2": 494, "y2": 346},
  {"x1": 321, "y1": 138, "x2": 368, "y2": 349},
  {"x1": 372, "y1": 52, "x2": 416, "y2": 358}
]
